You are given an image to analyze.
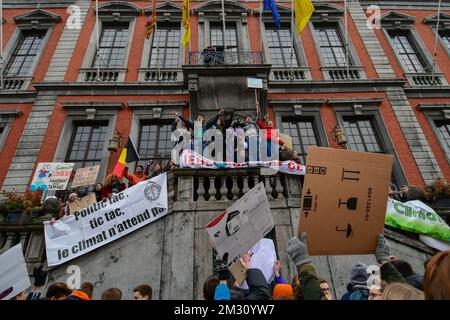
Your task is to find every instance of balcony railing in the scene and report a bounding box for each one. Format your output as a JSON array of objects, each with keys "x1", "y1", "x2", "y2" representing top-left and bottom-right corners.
[
  {"x1": 174, "y1": 168, "x2": 302, "y2": 202},
  {"x1": 270, "y1": 67, "x2": 311, "y2": 81},
  {"x1": 0, "y1": 76, "x2": 33, "y2": 91},
  {"x1": 78, "y1": 68, "x2": 127, "y2": 82},
  {"x1": 138, "y1": 68, "x2": 183, "y2": 83},
  {"x1": 322, "y1": 66, "x2": 364, "y2": 80},
  {"x1": 188, "y1": 51, "x2": 263, "y2": 65},
  {"x1": 405, "y1": 73, "x2": 447, "y2": 86}
]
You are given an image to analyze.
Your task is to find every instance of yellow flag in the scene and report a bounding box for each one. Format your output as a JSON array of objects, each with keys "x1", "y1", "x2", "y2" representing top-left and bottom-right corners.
[
  {"x1": 182, "y1": 0, "x2": 190, "y2": 46},
  {"x1": 294, "y1": 0, "x2": 315, "y2": 35}
]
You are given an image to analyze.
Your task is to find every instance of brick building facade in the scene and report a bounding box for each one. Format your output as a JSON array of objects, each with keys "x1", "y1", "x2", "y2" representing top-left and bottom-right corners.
[{"x1": 0, "y1": 0, "x2": 448, "y2": 299}]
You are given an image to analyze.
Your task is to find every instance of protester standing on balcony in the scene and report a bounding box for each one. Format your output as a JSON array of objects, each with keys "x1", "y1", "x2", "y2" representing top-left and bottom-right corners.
[
  {"x1": 123, "y1": 164, "x2": 148, "y2": 187},
  {"x1": 94, "y1": 183, "x2": 104, "y2": 202},
  {"x1": 255, "y1": 102, "x2": 284, "y2": 159},
  {"x1": 173, "y1": 109, "x2": 225, "y2": 155},
  {"x1": 63, "y1": 193, "x2": 78, "y2": 216},
  {"x1": 243, "y1": 114, "x2": 259, "y2": 161},
  {"x1": 102, "y1": 173, "x2": 126, "y2": 199},
  {"x1": 149, "y1": 162, "x2": 163, "y2": 178}
]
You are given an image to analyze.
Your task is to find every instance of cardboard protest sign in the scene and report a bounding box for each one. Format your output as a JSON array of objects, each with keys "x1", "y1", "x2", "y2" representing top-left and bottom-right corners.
[
  {"x1": 0, "y1": 244, "x2": 31, "y2": 300},
  {"x1": 68, "y1": 193, "x2": 97, "y2": 214},
  {"x1": 205, "y1": 182, "x2": 274, "y2": 281},
  {"x1": 44, "y1": 174, "x2": 168, "y2": 266},
  {"x1": 298, "y1": 147, "x2": 393, "y2": 255},
  {"x1": 30, "y1": 163, "x2": 75, "y2": 191},
  {"x1": 386, "y1": 199, "x2": 450, "y2": 242},
  {"x1": 71, "y1": 165, "x2": 100, "y2": 188}
]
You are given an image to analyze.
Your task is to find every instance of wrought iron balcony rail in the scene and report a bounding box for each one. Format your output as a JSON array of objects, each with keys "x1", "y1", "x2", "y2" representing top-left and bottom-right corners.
[{"x1": 188, "y1": 50, "x2": 263, "y2": 65}]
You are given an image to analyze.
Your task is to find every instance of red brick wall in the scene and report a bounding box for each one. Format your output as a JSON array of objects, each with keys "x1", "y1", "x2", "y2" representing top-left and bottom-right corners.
[
  {"x1": 0, "y1": 104, "x2": 31, "y2": 187},
  {"x1": 371, "y1": 9, "x2": 450, "y2": 82},
  {"x1": 269, "y1": 91, "x2": 425, "y2": 186},
  {"x1": 34, "y1": 95, "x2": 188, "y2": 183}
]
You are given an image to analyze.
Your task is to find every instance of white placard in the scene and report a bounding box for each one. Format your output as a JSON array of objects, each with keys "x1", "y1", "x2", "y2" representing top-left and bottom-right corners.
[
  {"x1": 205, "y1": 182, "x2": 274, "y2": 268},
  {"x1": 247, "y1": 77, "x2": 263, "y2": 89},
  {"x1": 0, "y1": 244, "x2": 31, "y2": 300}
]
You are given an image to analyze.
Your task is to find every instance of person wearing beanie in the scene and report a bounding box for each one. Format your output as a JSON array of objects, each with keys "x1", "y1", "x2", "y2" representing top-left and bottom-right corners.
[
  {"x1": 273, "y1": 284, "x2": 294, "y2": 300},
  {"x1": 214, "y1": 283, "x2": 231, "y2": 300},
  {"x1": 287, "y1": 232, "x2": 326, "y2": 300},
  {"x1": 348, "y1": 262, "x2": 370, "y2": 300}
]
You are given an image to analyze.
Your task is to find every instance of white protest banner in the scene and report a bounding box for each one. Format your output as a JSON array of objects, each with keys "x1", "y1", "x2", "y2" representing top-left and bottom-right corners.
[
  {"x1": 180, "y1": 149, "x2": 305, "y2": 175},
  {"x1": 0, "y1": 244, "x2": 31, "y2": 300},
  {"x1": 419, "y1": 235, "x2": 450, "y2": 252},
  {"x1": 205, "y1": 182, "x2": 274, "y2": 274},
  {"x1": 44, "y1": 173, "x2": 168, "y2": 266},
  {"x1": 30, "y1": 163, "x2": 75, "y2": 191},
  {"x1": 237, "y1": 238, "x2": 277, "y2": 290},
  {"x1": 71, "y1": 165, "x2": 100, "y2": 188}
]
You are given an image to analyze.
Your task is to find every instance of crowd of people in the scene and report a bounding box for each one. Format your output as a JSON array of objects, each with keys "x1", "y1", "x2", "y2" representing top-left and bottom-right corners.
[
  {"x1": 171, "y1": 106, "x2": 299, "y2": 163},
  {"x1": 11, "y1": 234, "x2": 449, "y2": 300}
]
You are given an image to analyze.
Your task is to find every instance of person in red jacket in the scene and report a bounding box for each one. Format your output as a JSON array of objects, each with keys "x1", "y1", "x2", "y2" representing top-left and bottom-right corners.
[{"x1": 257, "y1": 115, "x2": 284, "y2": 158}]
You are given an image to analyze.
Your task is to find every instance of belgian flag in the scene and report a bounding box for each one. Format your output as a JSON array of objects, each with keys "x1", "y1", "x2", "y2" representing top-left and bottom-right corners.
[{"x1": 113, "y1": 137, "x2": 141, "y2": 179}]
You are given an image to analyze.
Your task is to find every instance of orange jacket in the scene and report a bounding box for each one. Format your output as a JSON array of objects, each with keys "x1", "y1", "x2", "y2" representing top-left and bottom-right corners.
[{"x1": 123, "y1": 167, "x2": 148, "y2": 186}]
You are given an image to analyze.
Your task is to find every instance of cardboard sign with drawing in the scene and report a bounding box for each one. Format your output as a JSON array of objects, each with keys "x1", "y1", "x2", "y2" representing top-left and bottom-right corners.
[
  {"x1": 205, "y1": 182, "x2": 274, "y2": 284},
  {"x1": 298, "y1": 147, "x2": 393, "y2": 255}
]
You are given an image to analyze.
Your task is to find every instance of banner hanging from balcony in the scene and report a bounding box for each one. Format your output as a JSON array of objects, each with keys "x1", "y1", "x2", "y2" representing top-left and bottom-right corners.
[
  {"x1": 385, "y1": 198, "x2": 450, "y2": 242},
  {"x1": 30, "y1": 163, "x2": 75, "y2": 191},
  {"x1": 44, "y1": 174, "x2": 168, "y2": 266},
  {"x1": 179, "y1": 149, "x2": 306, "y2": 175}
]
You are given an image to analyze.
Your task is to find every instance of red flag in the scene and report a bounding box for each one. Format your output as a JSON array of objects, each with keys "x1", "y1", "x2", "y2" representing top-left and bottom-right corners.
[{"x1": 145, "y1": 0, "x2": 157, "y2": 39}]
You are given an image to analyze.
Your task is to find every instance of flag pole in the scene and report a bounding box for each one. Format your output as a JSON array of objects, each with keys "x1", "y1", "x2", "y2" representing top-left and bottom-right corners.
[
  {"x1": 259, "y1": 0, "x2": 263, "y2": 53},
  {"x1": 431, "y1": 0, "x2": 442, "y2": 85},
  {"x1": 344, "y1": 0, "x2": 349, "y2": 77},
  {"x1": 0, "y1": 0, "x2": 3, "y2": 89},
  {"x1": 221, "y1": 0, "x2": 227, "y2": 52},
  {"x1": 289, "y1": 0, "x2": 295, "y2": 81},
  {"x1": 156, "y1": 21, "x2": 161, "y2": 82},
  {"x1": 95, "y1": 0, "x2": 100, "y2": 81}
]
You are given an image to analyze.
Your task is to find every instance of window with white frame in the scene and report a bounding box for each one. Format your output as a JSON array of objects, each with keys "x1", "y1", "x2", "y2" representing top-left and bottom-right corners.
[
  {"x1": 387, "y1": 30, "x2": 428, "y2": 73},
  {"x1": 149, "y1": 24, "x2": 181, "y2": 68},
  {"x1": 314, "y1": 23, "x2": 348, "y2": 67},
  {"x1": 281, "y1": 117, "x2": 319, "y2": 163},
  {"x1": 266, "y1": 26, "x2": 298, "y2": 67},
  {"x1": 65, "y1": 121, "x2": 109, "y2": 170},
  {"x1": 92, "y1": 23, "x2": 129, "y2": 68},
  {"x1": 438, "y1": 30, "x2": 450, "y2": 52},
  {"x1": 210, "y1": 22, "x2": 238, "y2": 53},
  {"x1": 342, "y1": 117, "x2": 384, "y2": 153},
  {"x1": 3, "y1": 30, "x2": 46, "y2": 76},
  {"x1": 137, "y1": 120, "x2": 173, "y2": 166},
  {"x1": 0, "y1": 116, "x2": 12, "y2": 151},
  {"x1": 434, "y1": 119, "x2": 450, "y2": 154}
]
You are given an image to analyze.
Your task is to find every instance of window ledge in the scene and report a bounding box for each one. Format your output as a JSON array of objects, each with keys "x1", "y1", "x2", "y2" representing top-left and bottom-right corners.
[
  {"x1": 78, "y1": 68, "x2": 128, "y2": 82},
  {"x1": 404, "y1": 72, "x2": 448, "y2": 87},
  {"x1": 138, "y1": 68, "x2": 183, "y2": 83},
  {"x1": 0, "y1": 76, "x2": 33, "y2": 91},
  {"x1": 321, "y1": 66, "x2": 365, "y2": 81},
  {"x1": 269, "y1": 66, "x2": 311, "y2": 82}
]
